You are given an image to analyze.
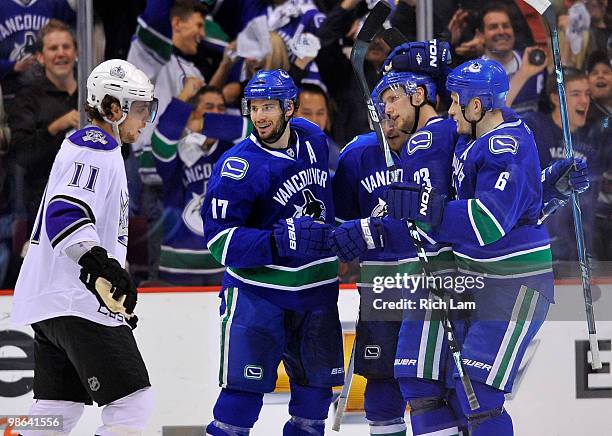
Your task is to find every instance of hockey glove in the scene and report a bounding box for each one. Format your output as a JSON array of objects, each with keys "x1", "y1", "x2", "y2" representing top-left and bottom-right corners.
[
  {"x1": 78, "y1": 246, "x2": 137, "y2": 317},
  {"x1": 273, "y1": 216, "x2": 333, "y2": 258},
  {"x1": 385, "y1": 182, "x2": 447, "y2": 226},
  {"x1": 542, "y1": 157, "x2": 589, "y2": 203},
  {"x1": 382, "y1": 40, "x2": 452, "y2": 77},
  {"x1": 330, "y1": 218, "x2": 385, "y2": 262}
]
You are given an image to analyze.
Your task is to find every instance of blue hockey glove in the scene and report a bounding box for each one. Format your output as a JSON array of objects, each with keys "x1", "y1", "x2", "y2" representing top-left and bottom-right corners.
[
  {"x1": 385, "y1": 182, "x2": 447, "y2": 226},
  {"x1": 382, "y1": 39, "x2": 452, "y2": 77},
  {"x1": 542, "y1": 157, "x2": 589, "y2": 203},
  {"x1": 330, "y1": 218, "x2": 385, "y2": 262},
  {"x1": 273, "y1": 216, "x2": 332, "y2": 258}
]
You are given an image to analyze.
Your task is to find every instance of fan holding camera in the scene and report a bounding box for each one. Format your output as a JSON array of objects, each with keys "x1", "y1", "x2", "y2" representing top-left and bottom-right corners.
[{"x1": 477, "y1": 3, "x2": 549, "y2": 115}]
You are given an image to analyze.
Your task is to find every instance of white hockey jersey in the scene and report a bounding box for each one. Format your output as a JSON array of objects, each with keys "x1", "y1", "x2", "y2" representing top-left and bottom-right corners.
[{"x1": 11, "y1": 126, "x2": 130, "y2": 328}]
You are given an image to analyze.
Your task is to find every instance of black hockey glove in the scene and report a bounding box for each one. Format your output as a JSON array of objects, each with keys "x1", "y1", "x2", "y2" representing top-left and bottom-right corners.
[{"x1": 78, "y1": 246, "x2": 137, "y2": 316}]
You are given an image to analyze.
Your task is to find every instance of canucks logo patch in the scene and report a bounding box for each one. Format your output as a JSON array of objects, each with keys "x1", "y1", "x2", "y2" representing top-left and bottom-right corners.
[
  {"x1": 244, "y1": 365, "x2": 263, "y2": 380},
  {"x1": 489, "y1": 135, "x2": 518, "y2": 155},
  {"x1": 221, "y1": 157, "x2": 249, "y2": 180},
  {"x1": 293, "y1": 189, "x2": 326, "y2": 221},
  {"x1": 406, "y1": 130, "x2": 432, "y2": 155}
]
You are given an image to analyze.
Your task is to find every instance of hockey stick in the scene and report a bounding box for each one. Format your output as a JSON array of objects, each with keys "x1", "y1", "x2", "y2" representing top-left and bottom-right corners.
[
  {"x1": 331, "y1": 317, "x2": 357, "y2": 432},
  {"x1": 332, "y1": 5, "x2": 392, "y2": 432},
  {"x1": 381, "y1": 27, "x2": 409, "y2": 50},
  {"x1": 352, "y1": 22, "x2": 479, "y2": 409},
  {"x1": 521, "y1": 0, "x2": 602, "y2": 369}
]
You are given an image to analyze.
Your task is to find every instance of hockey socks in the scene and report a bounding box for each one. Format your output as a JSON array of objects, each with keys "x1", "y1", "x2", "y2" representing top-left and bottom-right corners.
[
  {"x1": 452, "y1": 380, "x2": 513, "y2": 436},
  {"x1": 207, "y1": 388, "x2": 263, "y2": 435},
  {"x1": 364, "y1": 378, "x2": 407, "y2": 436},
  {"x1": 398, "y1": 377, "x2": 461, "y2": 436},
  {"x1": 283, "y1": 384, "x2": 332, "y2": 436}
]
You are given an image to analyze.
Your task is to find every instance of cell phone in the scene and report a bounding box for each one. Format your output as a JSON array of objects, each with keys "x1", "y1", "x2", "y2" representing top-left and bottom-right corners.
[{"x1": 529, "y1": 48, "x2": 546, "y2": 66}]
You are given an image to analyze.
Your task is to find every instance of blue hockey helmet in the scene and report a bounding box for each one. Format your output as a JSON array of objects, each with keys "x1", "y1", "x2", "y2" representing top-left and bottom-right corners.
[
  {"x1": 242, "y1": 69, "x2": 299, "y2": 115},
  {"x1": 373, "y1": 71, "x2": 437, "y2": 116},
  {"x1": 446, "y1": 59, "x2": 509, "y2": 111}
]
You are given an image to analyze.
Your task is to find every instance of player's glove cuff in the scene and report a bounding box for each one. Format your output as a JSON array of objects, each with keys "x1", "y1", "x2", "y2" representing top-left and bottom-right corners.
[
  {"x1": 330, "y1": 218, "x2": 384, "y2": 262},
  {"x1": 385, "y1": 182, "x2": 446, "y2": 226},
  {"x1": 382, "y1": 39, "x2": 452, "y2": 76},
  {"x1": 78, "y1": 246, "x2": 137, "y2": 316},
  {"x1": 273, "y1": 216, "x2": 333, "y2": 259}
]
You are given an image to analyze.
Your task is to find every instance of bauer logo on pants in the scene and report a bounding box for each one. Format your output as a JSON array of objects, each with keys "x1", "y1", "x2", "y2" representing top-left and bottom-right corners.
[{"x1": 575, "y1": 339, "x2": 612, "y2": 398}]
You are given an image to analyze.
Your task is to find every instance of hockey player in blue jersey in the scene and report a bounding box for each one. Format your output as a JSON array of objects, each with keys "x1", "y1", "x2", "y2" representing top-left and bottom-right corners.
[
  {"x1": 386, "y1": 59, "x2": 554, "y2": 435},
  {"x1": 202, "y1": 69, "x2": 343, "y2": 436},
  {"x1": 152, "y1": 81, "x2": 235, "y2": 285},
  {"x1": 375, "y1": 69, "x2": 461, "y2": 436},
  {"x1": 332, "y1": 92, "x2": 411, "y2": 436}
]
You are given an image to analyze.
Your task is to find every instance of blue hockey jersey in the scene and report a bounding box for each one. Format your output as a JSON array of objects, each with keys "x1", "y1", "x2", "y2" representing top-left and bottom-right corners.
[
  {"x1": 333, "y1": 118, "x2": 457, "y2": 284},
  {"x1": 153, "y1": 98, "x2": 234, "y2": 284},
  {"x1": 0, "y1": 0, "x2": 75, "y2": 78},
  {"x1": 202, "y1": 117, "x2": 338, "y2": 310},
  {"x1": 436, "y1": 112, "x2": 554, "y2": 301}
]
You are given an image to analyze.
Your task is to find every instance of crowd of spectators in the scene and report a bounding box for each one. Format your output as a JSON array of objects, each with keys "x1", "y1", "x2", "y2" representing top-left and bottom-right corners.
[{"x1": 0, "y1": 0, "x2": 611, "y2": 287}]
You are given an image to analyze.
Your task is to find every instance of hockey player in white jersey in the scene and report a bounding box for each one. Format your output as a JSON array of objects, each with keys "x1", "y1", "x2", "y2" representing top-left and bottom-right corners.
[{"x1": 11, "y1": 59, "x2": 158, "y2": 436}]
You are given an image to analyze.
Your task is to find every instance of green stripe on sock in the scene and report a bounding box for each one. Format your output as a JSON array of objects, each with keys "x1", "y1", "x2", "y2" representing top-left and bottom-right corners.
[{"x1": 492, "y1": 287, "x2": 535, "y2": 388}]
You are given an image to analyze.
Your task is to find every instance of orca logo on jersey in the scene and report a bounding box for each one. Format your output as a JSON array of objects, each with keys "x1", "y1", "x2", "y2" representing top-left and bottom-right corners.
[
  {"x1": 293, "y1": 189, "x2": 326, "y2": 221},
  {"x1": 221, "y1": 157, "x2": 249, "y2": 180},
  {"x1": 489, "y1": 135, "x2": 519, "y2": 155},
  {"x1": 406, "y1": 130, "x2": 432, "y2": 155},
  {"x1": 370, "y1": 198, "x2": 387, "y2": 218},
  {"x1": 183, "y1": 192, "x2": 205, "y2": 236}
]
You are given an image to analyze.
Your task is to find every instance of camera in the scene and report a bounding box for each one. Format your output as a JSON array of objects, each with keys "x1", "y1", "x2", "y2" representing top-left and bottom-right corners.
[{"x1": 528, "y1": 48, "x2": 546, "y2": 66}]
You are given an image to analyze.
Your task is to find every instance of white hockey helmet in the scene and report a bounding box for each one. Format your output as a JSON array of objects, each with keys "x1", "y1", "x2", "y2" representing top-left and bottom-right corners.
[{"x1": 86, "y1": 59, "x2": 158, "y2": 123}]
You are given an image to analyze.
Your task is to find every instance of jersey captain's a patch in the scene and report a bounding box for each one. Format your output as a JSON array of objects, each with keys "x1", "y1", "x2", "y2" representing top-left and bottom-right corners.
[
  {"x1": 221, "y1": 157, "x2": 249, "y2": 180},
  {"x1": 406, "y1": 130, "x2": 432, "y2": 155},
  {"x1": 82, "y1": 129, "x2": 108, "y2": 145},
  {"x1": 489, "y1": 135, "x2": 518, "y2": 155}
]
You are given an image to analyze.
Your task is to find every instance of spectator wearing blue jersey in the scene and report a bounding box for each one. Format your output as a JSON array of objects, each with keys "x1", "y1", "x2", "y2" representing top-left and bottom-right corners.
[
  {"x1": 0, "y1": 0, "x2": 75, "y2": 109},
  {"x1": 152, "y1": 80, "x2": 235, "y2": 285},
  {"x1": 524, "y1": 68, "x2": 611, "y2": 265}
]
